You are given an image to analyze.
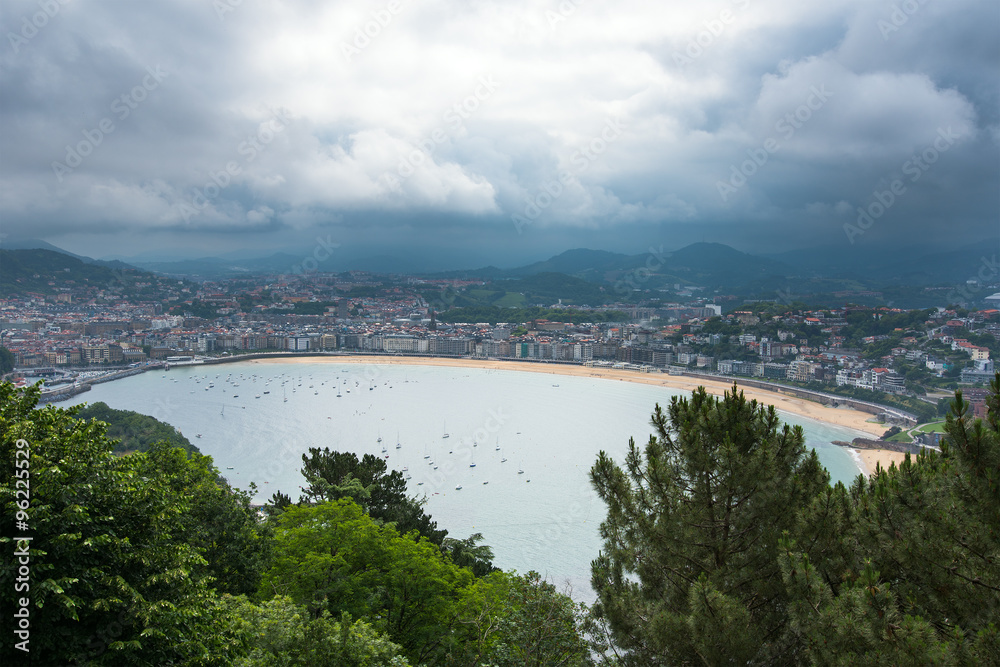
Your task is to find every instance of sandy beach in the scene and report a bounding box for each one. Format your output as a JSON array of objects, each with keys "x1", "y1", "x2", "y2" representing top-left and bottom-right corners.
[
  {"x1": 250, "y1": 355, "x2": 898, "y2": 472},
  {"x1": 855, "y1": 448, "x2": 910, "y2": 476}
]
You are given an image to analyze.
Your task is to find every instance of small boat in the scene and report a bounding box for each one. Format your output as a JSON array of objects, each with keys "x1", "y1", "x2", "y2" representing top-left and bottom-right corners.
[
  {"x1": 442, "y1": 421, "x2": 449, "y2": 439},
  {"x1": 255, "y1": 395, "x2": 261, "y2": 399},
  {"x1": 263, "y1": 391, "x2": 269, "y2": 394},
  {"x1": 226, "y1": 466, "x2": 234, "y2": 470},
  {"x1": 455, "y1": 485, "x2": 462, "y2": 490},
  {"x1": 501, "y1": 457, "x2": 507, "y2": 463},
  {"x1": 483, "y1": 480, "x2": 489, "y2": 485},
  {"x1": 196, "y1": 434, "x2": 202, "y2": 438}
]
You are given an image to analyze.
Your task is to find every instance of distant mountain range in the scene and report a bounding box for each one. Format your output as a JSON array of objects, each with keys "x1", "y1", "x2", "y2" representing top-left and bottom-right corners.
[{"x1": 3, "y1": 237, "x2": 997, "y2": 303}]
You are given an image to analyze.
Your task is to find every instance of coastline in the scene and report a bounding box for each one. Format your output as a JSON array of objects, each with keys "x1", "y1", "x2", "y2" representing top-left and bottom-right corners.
[
  {"x1": 250, "y1": 355, "x2": 884, "y2": 434},
  {"x1": 856, "y1": 448, "x2": 909, "y2": 474},
  {"x1": 43, "y1": 353, "x2": 910, "y2": 474},
  {"x1": 245, "y1": 355, "x2": 905, "y2": 472}
]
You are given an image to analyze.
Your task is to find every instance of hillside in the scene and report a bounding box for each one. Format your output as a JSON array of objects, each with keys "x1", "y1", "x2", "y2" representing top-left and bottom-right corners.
[
  {"x1": 456, "y1": 271, "x2": 613, "y2": 308},
  {"x1": 0, "y1": 249, "x2": 122, "y2": 296},
  {"x1": 74, "y1": 401, "x2": 200, "y2": 455}
]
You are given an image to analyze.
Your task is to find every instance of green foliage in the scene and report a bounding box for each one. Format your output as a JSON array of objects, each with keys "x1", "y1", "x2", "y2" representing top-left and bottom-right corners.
[
  {"x1": 297, "y1": 448, "x2": 449, "y2": 545},
  {"x1": 440, "y1": 532, "x2": 496, "y2": 578},
  {"x1": 591, "y1": 375, "x2": 1000, "y2": 663},
  {"x1": 0, "y1": 383, "x2": 253, "y2": 665},
  {"x1": 291, "y1": 301, "x2": 335, "y2": 315},
  {"x1": 449, "y1": 571, "x2": 592, "y2": 666},
  {"x1": 881, "y1": 425, "x2": 902, "y2": 439},
  {"x1": 75, "y1": 401, "x2": 199, "y2": 454},
  {"x1": 230, "y1": 596, "x2": 409, "y2": 667},
  {"x1": 0, "y1": 249, "x2": 145, "y2": 296},
  {"x1": 0, "y1": 346, "x2": 14, "y2": 375},
  {"x1": 779, "y1": 377, "x2": 1000, "y2": 662},
  {"x1": 261, "y1": 499, "x2": 474, "y2": 664},
  {"x1": 132, "y1": 445, "x2": 273, "y2": 596},
  {"x1": 168, "y1": 299, "x2": 220, "y2": 320},
  {"x1": 589, "y1": 385, "x2": 830, "y2": 663}
]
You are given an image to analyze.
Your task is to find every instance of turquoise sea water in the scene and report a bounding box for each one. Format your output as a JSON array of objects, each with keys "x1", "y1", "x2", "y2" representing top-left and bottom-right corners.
[{"x1": 65, "y1": 360, "x2": 869, "y2": 602}]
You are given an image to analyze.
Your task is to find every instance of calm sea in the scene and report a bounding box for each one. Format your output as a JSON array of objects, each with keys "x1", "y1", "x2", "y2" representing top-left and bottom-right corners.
[{"x1": 65, "y1": 360, "x2": 869, "y2": 602}]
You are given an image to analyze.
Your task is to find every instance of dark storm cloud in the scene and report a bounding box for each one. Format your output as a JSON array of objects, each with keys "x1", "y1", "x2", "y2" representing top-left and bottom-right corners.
[{"x1": 0, "y1": 0, "x2": 996, "y2": 261}]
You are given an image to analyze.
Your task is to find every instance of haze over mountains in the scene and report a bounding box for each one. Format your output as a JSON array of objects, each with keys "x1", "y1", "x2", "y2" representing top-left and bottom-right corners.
[{"x1": 4, "y1": 237, "x2": 995, "y2": 295}]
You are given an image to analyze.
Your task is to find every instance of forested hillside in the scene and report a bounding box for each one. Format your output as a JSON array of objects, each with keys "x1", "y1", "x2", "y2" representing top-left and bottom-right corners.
[{"x1": 75, "y1": 401, "x2": 199, "y2": 454}]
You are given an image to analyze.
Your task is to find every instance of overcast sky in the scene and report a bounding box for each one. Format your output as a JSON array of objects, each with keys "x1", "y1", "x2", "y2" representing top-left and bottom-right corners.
[{"x1": 1, "y1": 0, "x2": 997, "y2": 266}]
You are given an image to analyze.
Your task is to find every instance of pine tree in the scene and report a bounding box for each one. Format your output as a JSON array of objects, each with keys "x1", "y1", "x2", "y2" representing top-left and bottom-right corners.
[
  {"x1": 589, "y1": 384, "x2": 829, "y2": 665},
  {"x1": 781, "y1": 372, "x2": 1000, "y2": 664}
]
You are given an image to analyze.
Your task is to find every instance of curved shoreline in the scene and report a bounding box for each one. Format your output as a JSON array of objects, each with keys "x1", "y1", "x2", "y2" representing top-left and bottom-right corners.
[
  {"x1": 247, "y1": 355, "x2": 885, "y2": 435},
  {"x1": 243, "y1": 355, "x2": 901, "y2": 474}
]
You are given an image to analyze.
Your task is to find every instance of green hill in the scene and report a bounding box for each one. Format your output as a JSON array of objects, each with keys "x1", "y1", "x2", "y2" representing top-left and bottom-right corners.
[
  {"x1": 0, "y1": 248, "x2": 125, "y2": 296},
  {"x1": 74, "y1": 401, "x2": 200, "y2": 455}
]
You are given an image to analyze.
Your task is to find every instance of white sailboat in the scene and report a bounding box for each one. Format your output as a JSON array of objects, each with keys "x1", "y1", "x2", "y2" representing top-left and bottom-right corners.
[{"x1": 442, "y1": 421, "x2": 450, "y2": 439}]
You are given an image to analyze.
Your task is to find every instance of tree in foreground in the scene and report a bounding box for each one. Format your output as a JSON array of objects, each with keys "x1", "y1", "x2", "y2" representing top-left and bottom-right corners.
[
  {"x1": 297, "y1": 447, "x2": 448, "y2": 544},
  {"x1": 589, "y1": 384, "x2": 830, "y2": 664},
  {"x1": 230, "y1": 596, "x2": 410, "y2": 667},
  {"x1": 780, "y1": 375, "x2": 1000, "y2": 663},
  {"x1": 0, "y1": 384, "x2": 259, "y2": 665},
  {"x1": 260, "y1": 498, "x2": 474, "y2": 665}
]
